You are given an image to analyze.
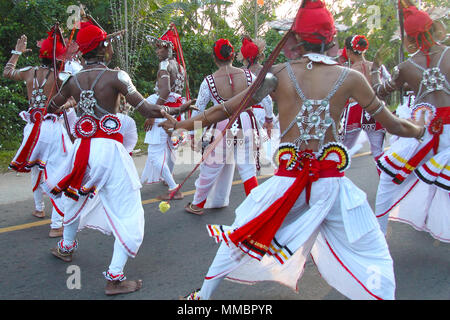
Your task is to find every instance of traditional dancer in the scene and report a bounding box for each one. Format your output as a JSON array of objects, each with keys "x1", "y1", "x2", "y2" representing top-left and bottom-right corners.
[
  {"x1": 372, "y1": 0, "x2": 449, "y2": 241},
  {"x1": 141, "y1": 24, "x2": 187, "y2": 200},
  {"x1": 43, "y1": 18, "x2": 195, "y2": 295},
  {"x1": 3, "y1": 31, "x2": 76, "y2": 238},
  {"x1": 184, "y1": 39, "x2": 264, "y2": 216},
  {"x1": 160, "y1": 0, "x2": 426, "y2": 300},
  {"x1": 237, "y1": 36, "x2": 274, "y2": 134},
  {"x1": 237, "y1": 36, "x2": 277, "y2": 165},
  {"x1": 339, "y1": 35, "x2": 388, "y2": 164}
]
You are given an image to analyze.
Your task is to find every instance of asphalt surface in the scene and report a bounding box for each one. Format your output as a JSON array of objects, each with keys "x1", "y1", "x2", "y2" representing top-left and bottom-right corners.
[{"x1": 0, "y1": 144, "x2": 448, "y2": 302}]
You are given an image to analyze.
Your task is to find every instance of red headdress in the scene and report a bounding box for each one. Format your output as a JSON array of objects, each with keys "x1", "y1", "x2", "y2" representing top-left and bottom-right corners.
[
  {"x1": 146, "y1": 24, "x2": 190, "y2": 99},
  {"x1": 214, "y1": 38, "x2": 234, "y2": 61},
  {"x1": 351, "y1": 35, "x2": 369, "y2": 54},
  {"x1": 240, "y1": 37, "x2": 260, "y2": 64},
  {"x1": 38, "y1": 31, "x2": 67, "y2": 60},
  {"x1": 398, "y1": 0, "x2": 435, "y2": 66},
  {"x1": 76, "y1": 20, "x2": 108, "y2": 55},
  {"x1": 292, "y1": 0, "x2": 336, "y2": 45}
]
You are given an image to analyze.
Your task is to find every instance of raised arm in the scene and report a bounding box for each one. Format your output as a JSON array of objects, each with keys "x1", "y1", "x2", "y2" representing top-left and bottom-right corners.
[{"x1": 3, "y1": 35, "x2": 33, "y2": 81}]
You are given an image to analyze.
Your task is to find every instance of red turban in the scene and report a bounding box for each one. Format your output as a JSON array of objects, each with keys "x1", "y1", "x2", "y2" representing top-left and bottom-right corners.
[
  {"x1": 403, "y1": 6, "x2": 433, "y2": 38},
  {"x1": 399, "y1": 0, "x2": 435, "y2": 66},
  {"x1": 292, "y1": 0, "x2": 336, "y2": 45},
  {"x1": 240, "y1": 37, "x2": 260, "y2": 63},
  {"x1": 76, "y1": 21, "x2": 107, "y2": 55},
  {"x1": 39, "y1": 32, "x2": 66, "y2": 59}
]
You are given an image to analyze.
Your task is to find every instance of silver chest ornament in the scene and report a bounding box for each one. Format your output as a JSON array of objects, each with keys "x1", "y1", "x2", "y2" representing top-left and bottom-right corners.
[
  {"x1": 30, "y1": 89, "x2": 47, "y2": 108},
  {"x1": 295, "y1": 99, "x2": 333, "y2": 144},
  {"x1": 78, "y1": 90, "x2": 97, "y2": 117},
  {"x1": 421, "y1": 67, "x2": 446, "y2": 92}
]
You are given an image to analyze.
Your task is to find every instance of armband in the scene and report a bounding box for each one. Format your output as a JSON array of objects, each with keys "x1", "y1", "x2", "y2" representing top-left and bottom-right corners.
[
  {"x1": 368, "y1": 101, "x2": 385, "y2": 117},
  {"x1": 159, "y1": 60, "x2": 169, "y2": 71},
  {"x1": 118, "y1": 70, "x2": 137, "y2": 96},
  {"x1": 252, "y1": 72, "x2": 278, "y2": 103}
]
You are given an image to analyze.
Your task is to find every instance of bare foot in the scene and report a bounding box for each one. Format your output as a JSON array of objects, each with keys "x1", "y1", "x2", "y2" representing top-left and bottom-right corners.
[{"x1": 105, "y1": 279, "x2": 143, "y2": 295}]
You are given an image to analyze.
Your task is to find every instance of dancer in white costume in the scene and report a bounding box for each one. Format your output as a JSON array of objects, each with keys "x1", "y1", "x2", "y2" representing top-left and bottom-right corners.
[
  {"x1": 237, "y1": 36, "x2": 274, "y2": 131},
  {"x1": 184, "y1": 39, "x2": 266, "y2": 215},
  {"x1": 372, "y1": 0, "x2": 450, "y2": 241},
  {"x1": 160, "y1": 0, "x2": 425, "y2": 300},
  {"x1": 237, "y1": 36, "x2": 278, "y2": 167},
  {"x1": 141, "y1": 24, "x2": 187, "y2": 200},
  {"x1": 3, "y1": 31, "x2": 76, "y2": 238},
  {"x1": 339, "y1": 35, "x2": 388, "y2": 169},
  {"x1": 44, "y1": 18, "x2": 195, "y2": 295}
]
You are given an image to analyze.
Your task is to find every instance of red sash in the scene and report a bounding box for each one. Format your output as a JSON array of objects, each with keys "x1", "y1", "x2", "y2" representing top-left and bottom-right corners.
[
  {"x1": 165, "y1": 98, "x2": 184, "y2": 121},
  {"x1": 228, "y1": 153, "x2": 343, "y2": 260},
  {"x1": 52, "y1": 119, "x2": 123, "y2": 201},
  {"x1": 9, "y1": 108, "x2": 48, "y2": 172},
  {"x1": 394, "y1": 106, "x2": 450, "y2": 184}
]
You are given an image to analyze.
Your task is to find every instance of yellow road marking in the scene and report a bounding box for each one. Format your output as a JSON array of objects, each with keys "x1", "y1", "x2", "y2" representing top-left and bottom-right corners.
[
  {"x1": 0, "y1": 146, "x2": 380, "y2": 235},
  {"x1": 0, "y1": 219, "x2": 52, "y2": 234}
]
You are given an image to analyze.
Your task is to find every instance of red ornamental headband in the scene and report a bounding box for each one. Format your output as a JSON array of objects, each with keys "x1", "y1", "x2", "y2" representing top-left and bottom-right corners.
[
  {"x1": 214, "y1": 39, "x2": 234, "y2": 61},
  {"x1": 351, "y1": 35, "x2": 369, "y2": 54}
]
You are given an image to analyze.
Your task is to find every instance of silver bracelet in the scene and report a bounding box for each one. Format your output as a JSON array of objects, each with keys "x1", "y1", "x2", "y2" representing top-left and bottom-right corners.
[
  {"x1": 416, "y1": 127, "x2": 426, "y2": 143},
  {"x1": 369, "y1": 102, "x2": 385, "y2": 117},
  {"x1": 135, "y1": 99, "x2": 146, "y2": 111},
  {"x1": 11, "y1": 50, "x2": 22, "y2": 55}
]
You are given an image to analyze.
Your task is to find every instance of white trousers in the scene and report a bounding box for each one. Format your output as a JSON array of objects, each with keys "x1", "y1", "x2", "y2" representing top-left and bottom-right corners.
[
  {"x1": 193, "y1": 143, "x2": 256, "y2": 208},
  {"x1": 62, "y1": 220, "x2": 128, "y2": 276},
  {"x1": 31, "y1": 167, "x2": 63, "y2": 228},
  {"x1": 141, "y1": 142, "x2": 177, "y2": 190},
  {"x1": 198, "y1": 178, "x2": 395, "y2": 300}
]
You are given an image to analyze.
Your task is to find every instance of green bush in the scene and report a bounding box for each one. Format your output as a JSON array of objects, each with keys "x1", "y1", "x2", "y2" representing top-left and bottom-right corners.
[{"x1": 0, "y1": 83, "x2": 28, "y2": 151}]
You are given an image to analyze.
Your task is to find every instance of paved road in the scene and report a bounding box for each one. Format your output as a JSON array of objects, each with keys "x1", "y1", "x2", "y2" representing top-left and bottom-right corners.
[{"x1": 0, "y1": 147, "x2": 448, "y2": 301}]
